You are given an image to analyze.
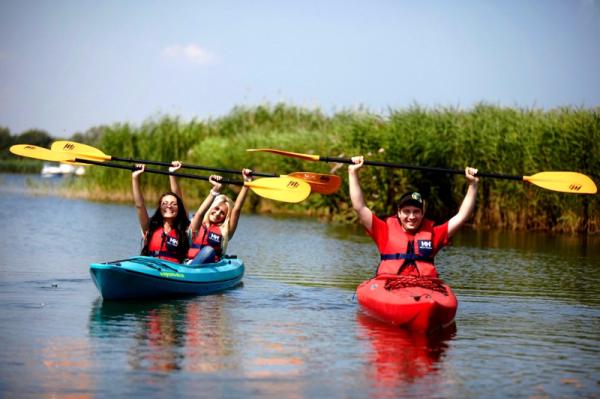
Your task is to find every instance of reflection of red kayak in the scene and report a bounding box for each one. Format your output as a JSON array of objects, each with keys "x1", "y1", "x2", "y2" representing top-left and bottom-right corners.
[
  {"x1": 356, "y1": 312, "x2": 455, "y2": 385},
  {"x1": 356, "y1": 274, "x2": 457, "y2": 332}
]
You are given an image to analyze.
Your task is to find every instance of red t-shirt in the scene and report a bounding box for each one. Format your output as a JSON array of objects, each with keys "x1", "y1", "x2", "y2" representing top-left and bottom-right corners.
[{"x1": 367, "y1": 214, "x2": 450, "y2": 256}]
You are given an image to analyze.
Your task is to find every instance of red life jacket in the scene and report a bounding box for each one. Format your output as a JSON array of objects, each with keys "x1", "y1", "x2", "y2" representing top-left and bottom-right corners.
[
  {"x1": 188, "y1": 224, "x2": 223, "y2": 261},
  {"x1": 145, "y1": 227, "x2": 182, "y2": 263},
  {"x1": 377, "y1": 217, "x2": 438, "y2": 277}
]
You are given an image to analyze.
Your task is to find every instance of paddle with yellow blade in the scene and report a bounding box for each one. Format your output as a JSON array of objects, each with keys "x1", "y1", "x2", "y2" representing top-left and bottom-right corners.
[
  {"x1": 51, "y1": 140, "x2": 341, "y2": 195},
  {"x1": 247, "y1": 148, "x2": 597, "y2": 194},
  {"x1": 10, "y1": 144, "x2": 311, "y2": 203}
]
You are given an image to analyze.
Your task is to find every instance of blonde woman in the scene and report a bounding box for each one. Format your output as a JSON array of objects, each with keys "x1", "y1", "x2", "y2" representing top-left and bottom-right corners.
[{"x1": 170, "y1": 162, "x2": 253, "y2": 265}]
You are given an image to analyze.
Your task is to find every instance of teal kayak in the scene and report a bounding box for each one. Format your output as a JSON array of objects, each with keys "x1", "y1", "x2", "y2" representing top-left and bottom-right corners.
[{"x1": 90, "y1": 256, "x2": 244, "y2": 300}]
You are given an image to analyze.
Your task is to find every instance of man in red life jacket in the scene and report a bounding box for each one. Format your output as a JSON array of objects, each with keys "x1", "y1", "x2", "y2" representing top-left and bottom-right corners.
[{"x1": 348, "y1": 156, "x2": 479, "y2": 277}]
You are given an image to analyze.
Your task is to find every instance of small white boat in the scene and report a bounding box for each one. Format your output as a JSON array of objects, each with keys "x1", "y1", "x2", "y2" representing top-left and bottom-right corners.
[{"x1": 41, "y1": 162, "x2": 85, "y2": 177}]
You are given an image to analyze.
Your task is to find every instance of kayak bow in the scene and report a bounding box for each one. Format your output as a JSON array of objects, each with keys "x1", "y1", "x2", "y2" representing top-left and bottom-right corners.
[
  {"x1": 356, "y1": 274, "x2": 457, "y2": 332},
  {"x1": 90, "y1": 256, "x2": 244, "y2": 300}
]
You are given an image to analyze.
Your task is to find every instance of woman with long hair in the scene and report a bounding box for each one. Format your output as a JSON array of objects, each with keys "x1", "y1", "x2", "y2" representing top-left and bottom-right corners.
[{"x1": 132, "y1": 164, "x2": 190, "y2": 263}]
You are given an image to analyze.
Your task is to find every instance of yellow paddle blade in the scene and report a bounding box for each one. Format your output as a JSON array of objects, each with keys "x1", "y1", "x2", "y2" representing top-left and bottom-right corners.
[
  {"x1": 245, "y1": 177, "x2": 311, "y2": 203},
  {"x1": 287, "y1": 172, "x2": 341, "y2": 195},
  {"x1": 51, "y1": 140, "x2": 110, "y2": 161},
  {"x1": 10, "y1": 144, "x2": 77, "y2": 162},
  {"x1": 247, "y1": 148, "x2": 321, "y2": 161},
  {"x1": 524, "y1": 172, "x2": 597, "y2": 194}
]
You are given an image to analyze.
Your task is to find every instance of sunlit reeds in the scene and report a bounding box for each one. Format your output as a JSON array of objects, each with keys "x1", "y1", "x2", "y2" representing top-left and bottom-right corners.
[{"x1": 56, "y1": 103, "x2": 600, "y2": 233}]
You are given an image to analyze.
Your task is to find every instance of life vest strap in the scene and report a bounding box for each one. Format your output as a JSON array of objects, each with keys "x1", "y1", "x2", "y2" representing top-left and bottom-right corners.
[{"x1": 380, "y1": 253, "x2": 434, "y2": 262}]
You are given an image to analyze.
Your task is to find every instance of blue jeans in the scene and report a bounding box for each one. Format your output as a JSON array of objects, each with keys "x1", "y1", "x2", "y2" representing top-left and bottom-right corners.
[{"x1": 188, "y1": 246, "x2": 217, "y2": 266}]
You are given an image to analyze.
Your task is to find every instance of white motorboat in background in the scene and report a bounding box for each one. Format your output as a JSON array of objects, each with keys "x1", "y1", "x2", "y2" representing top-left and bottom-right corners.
[{"x1": 41, "y1": 162, "x2": 85, "y2": 177}]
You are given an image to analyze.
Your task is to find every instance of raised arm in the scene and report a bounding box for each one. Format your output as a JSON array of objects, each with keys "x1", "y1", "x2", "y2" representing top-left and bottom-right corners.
[
  {"x1": 169, "y1": 161, "x2": 183, "y2": 199},
  {"x1": 348, "y1": 156, "x2": 373, "y2": 231},
  {"x1": 228, "y1": 168, "x2": 253, "y2": 238},
  {"x1": 189, "y1": 175, "x2": 223, "y2": 232},
  {"x1": 131, "y1": 164, "x2": 150, "y2": 233},
  {"x1": 448, "y1": 167, "x2": 479, "y2": 238}
]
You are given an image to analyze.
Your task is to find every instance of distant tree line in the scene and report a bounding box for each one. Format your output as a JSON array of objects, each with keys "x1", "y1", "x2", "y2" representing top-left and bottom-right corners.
[
  {"x1": 0, "y1": 125, "x2": 105, "y2": 172},
  {"x1": 0, "y1": 126, "x2": 54, "y2": 159}
]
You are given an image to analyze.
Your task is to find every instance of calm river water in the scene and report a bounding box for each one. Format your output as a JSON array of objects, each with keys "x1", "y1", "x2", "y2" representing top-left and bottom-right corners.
[{"x1": 1, "y1": 173, "x2": 599, "y2": 398}]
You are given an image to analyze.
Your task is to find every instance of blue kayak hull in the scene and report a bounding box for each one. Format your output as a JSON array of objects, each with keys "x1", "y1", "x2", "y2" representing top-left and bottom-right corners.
[{"x1": 90, "y1": 256, "x2": 244, "y2": 300}]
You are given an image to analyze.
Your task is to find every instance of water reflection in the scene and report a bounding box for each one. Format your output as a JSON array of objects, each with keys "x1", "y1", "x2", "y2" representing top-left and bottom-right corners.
[
  {"x1": 89, "y1": 297, "x2": 230, "y2": 373},
  {"x1": 3, "y1": 174, "x2": 600, "y2": 398},
  {"x1": 356, "y1": 311, "x2": 455, "y2": 391},
  {"x1": 453, "y1": 229, "x2": 600, "y2": 259},
  {"x1": 40, "y1": 337, "x2": 94, "y2": 399}
]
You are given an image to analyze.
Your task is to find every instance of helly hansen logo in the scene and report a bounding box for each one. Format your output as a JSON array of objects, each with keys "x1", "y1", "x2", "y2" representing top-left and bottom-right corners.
[
  {"x1": 418, "y1": 240, "x2": 433, "y2": 256},
  {"x1": 287, "y1": 180, "x2": 300, "y2": 188},
  {"x1": 165, "y1": 236, "x2": 179, "y2": 247},
  {"x1": 418, "y1": 240, "x2": 432, "y2": 250},
  {"x1": 569, "y1": 184, "x2": 582, "y2": 192},
  {"x1": 208, "y1": 232, "x2": 221, "y2": 243},
  {"x1": 62, "y1": 143, "x2": 76, "y2": 151}
]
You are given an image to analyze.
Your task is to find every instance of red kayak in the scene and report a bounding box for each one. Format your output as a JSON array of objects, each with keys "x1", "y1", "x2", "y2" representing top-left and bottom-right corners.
[{"x1": 356, "y1": 274, "x2": 457, "y2": 332}]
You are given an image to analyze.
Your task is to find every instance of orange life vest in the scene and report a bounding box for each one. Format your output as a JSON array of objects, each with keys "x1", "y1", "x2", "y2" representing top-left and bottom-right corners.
[
  {"x1": 188, "y1": 224, "x2": 223, "y2": 261},
  {"x1": 377, "y1": 217, "x2": 438, "y2": 277},
  {"x1": 145, "y1": 227, "x2": 182, "y2": 263}
]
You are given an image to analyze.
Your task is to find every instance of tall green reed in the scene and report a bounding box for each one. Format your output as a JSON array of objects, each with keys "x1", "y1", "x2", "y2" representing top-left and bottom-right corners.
[{"x1": 65, "y1": 103, "x2": 599, "y2": 233}]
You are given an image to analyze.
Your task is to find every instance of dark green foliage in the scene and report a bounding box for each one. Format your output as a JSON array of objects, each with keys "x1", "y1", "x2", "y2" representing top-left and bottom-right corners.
[
  {"x1": 1, "y1": 127, "x2": 53, "y2": 160},
  {"x1": 1, "y1": 127, "x2": 52, "y2": 171}
]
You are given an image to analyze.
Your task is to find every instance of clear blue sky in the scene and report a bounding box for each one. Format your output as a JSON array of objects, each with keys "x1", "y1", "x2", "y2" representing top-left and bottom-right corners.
[{"x1": 1, "y1": 0, "x2": 599, "y2": 137}]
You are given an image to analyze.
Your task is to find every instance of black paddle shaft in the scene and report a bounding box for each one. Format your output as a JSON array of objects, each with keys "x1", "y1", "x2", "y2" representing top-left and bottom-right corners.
[
  {"x1": 75, "y1": 158, "x2": 246, "y2": 186},
  {"x1": 110, "y1": 156, "x2": 276, "y2": 178},
  {"x1": 319, "y1": 156, "x2": 523, "y2": 181}
]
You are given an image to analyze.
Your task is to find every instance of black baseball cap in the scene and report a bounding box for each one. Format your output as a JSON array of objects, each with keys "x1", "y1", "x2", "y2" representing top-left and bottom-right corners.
[{"x1": 397, "y1": 192, "x2": 424, "y2": 210}]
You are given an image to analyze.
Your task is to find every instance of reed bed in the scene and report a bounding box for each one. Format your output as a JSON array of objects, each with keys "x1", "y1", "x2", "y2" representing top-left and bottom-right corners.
[
  {"x1": 0, "y1": 159, "x2": 43, "y2": 173},
  {"x1": 48, "y1": 104, "x2": 600, "y2": 233}
]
